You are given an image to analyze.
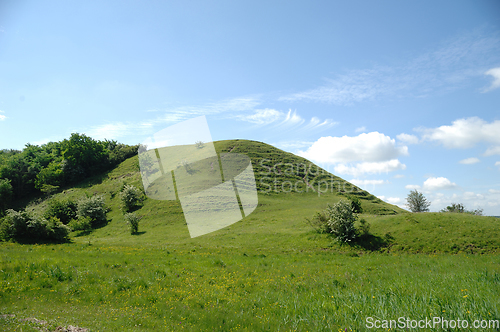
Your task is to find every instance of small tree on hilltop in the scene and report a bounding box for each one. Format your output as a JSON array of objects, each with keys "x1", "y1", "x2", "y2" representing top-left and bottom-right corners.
[{"x1": 406, "y1": 189, "x2": 430, "y2": 212}]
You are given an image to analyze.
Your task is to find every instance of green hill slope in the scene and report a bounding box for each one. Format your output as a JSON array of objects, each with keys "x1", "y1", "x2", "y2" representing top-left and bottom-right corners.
[
  {"x1": 18, "y1": 139, "x2": 500, "y2": 253},
  {"x1": 19, "y1": 139, "x2": 405, "y2": 247}
]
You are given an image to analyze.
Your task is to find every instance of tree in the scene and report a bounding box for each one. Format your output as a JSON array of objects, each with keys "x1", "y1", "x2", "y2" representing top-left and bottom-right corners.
[
  {"x1": 406, "y1": 189, "x2": 430, "y2": 212},
  {"x1": 0, "y1": 178, "x2": 13, "y2": 215},
  {"x1": 326, "y1": 199, "x2": 358, "y2": 243}
]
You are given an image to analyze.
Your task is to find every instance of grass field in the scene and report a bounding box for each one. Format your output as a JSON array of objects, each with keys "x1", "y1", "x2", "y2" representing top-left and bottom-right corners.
[{"x1": 1, "y1": 140, "x2": 500, "y2": 331}]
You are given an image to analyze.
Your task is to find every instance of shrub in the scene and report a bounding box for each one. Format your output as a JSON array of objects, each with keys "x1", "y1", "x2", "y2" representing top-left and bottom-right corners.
[
  {"x1": 124, "y1": 213, "x2": 140, "y2": 234},
  {"x1": 68, "y1": 216, "x2": 92, "y2": 232},
  {"x1": 358, "y1": 218, "x2": 370, "y2": 236},
  {"x1": 306, "y1": 211, "x2": 331, "y2": 234},
  {"x1": 440, "y1": 203, "x2": 483, "y2": 216},
  {"x1": 0, "y1": 209, "x2": 70, "y2": 242},
  {"x1": 120, "y1": 185, "x2": 144, "y2": 213},
  {"x1": 348, "y1": 195, "x2": 363, "y2": 214},
  {"x1": 44, "y1": 198, "x2": 77, "y2": 224},
  {"x1": 77, "y1": 195, "x2": 107, "y2": 227},
  {"x1": 326, "y1": 200, "x2": 358, "y2": 243}
]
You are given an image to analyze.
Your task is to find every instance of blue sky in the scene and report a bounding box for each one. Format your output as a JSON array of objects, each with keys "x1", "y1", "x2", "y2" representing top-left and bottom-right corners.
[{"x1": 1, "y1": 0, "x2": 500, "y2": 214}]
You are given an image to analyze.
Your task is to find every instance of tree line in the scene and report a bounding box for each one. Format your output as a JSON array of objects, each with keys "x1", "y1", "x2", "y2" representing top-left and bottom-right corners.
[{"x1": 0, "y1": 133, "x2": 138, "y2": 216}]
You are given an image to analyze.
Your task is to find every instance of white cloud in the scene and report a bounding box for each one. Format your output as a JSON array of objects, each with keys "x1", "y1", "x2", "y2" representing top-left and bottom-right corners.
[
  {"x1": 419, "y1": 117, "x2": 500, "y2": 154},
  {"x1": 459, "y1": 157, "x2": 480, "y2": 164},
  {"x1": 0, "y1": 110, "x2": 5, "y2": 121},
  {"x1": 496, "y1": 161, "x2": 500, "y2": 167},
  {"x1": 485, "y1": 146, "x2": 500, "y2": 156},
  {"x1": 423, "y1": 177, "x2": 457, "y2": 191},
  {"x1": 397, "y1": 133, "x2": 419, "y2": 144},
  {"x1": 238, "y1": 108, "x2": 284, "y2": 124},
  {"x1": 86, "y1": 121, "x2": 153, "y2": 140},
  {"x1": 489, "y1": 189, "x2": 500, "y2": 194},
  {"x1": 299, "y1": 132, "x2": 408, "y2": 164},
  {"x1": 350, "y1": 179, "x2": 386, "y2": 187},
  {"x1": 394, "y1": 174, "x2": 405, "y2": 179},
  {"x1": 355, "y1": 126, "x2": 366, "y2": 133},
  {"x1": 387, "y1": 197, "x2": 402, "y2": 204},
  {"x1": 483, "y1": 67, "x2": 500, "y2": 92},
  {"x1": 405, "y1": 184, "x2": 421, "y2": 190},
  {"x1": 334, "y1": 159, "x2": 406, "y2": 176},
  {"x1": 279, "y1": 30, "x2": 500, "y2": 105}
]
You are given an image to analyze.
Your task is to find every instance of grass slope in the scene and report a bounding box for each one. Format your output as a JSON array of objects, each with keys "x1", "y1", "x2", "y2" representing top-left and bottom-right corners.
[{"x1": 1, "y1": 139, "x2": 500, "y2": 331}]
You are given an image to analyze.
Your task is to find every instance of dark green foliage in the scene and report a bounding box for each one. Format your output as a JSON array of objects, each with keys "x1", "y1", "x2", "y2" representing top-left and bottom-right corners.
[
  {"x1": 61, "y1": 133, "x2": 109, "y2": 181},
  {"x1": 348, "y1": 195, "x2": 363, "y2": 214},
  {"x1": 0, "y1": 133, "x2": 138, "y2": 201},
  {"x1": 406, "y1": 189, "x2": 430, "y2": 212},
  {"x1": 124, "y1": 213, "x2": 140, "y2": 234},
  {"x1": 120, "y1": 184, "x2": 144, "y2": 213},
  {"x1": 0, "y1": 209, "x2": 70, "y2": 242},
  {"x1": 0, "y1": 178, "x2": 13, "y2": 215},
  {"x1": 358, "y1": 218, "x2": 370, "y2": 236},
  {"x1": 77, "y1": 195, "x2": 108, "y2": 227},
  {"x1": 44, "y1": 198, "x2": 78, "y2": 225}
]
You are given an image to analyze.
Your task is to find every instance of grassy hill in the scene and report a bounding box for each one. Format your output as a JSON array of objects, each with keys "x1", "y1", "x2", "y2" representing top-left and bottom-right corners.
[{"x1": 1, "y1": 139, "x2": 500, "y2": 331}]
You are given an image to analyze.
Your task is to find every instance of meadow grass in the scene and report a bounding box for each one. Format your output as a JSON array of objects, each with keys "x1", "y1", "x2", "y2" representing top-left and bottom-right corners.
[
  {"x1": 1, "y1": 242, "x2": 500, "y2": 331},
  {"x1": 2, "y1": 140, "x2": 500, "y2": 331}
]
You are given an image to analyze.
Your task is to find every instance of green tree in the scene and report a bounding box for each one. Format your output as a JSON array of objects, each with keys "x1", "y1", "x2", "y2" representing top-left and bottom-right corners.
[
  {"x1": 326, "y1": 199, "x2": 358, "y2": 243},
  {"x1": 61, "y1": 133, "x2": 108, "y2": 181},
  {"x1": 0, "y1": 178, "x2": 13, "y2": 215},
  {"x1": 406, "y1": 189, "x2": 430, "y2": 212}
]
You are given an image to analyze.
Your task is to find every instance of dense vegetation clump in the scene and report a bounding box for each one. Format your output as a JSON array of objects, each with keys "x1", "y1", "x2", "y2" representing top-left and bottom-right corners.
[
  {"x1": 0, "y1": 133, "x2": 138, "y2": 212},
  {"x1": 0, "y1": 178, "x2": 13, "y2": 216},
  {"x1": 44, "y1": 198, "x2": 78, "y2": 224},
  {"x1": 77, "y1": 195, "x2": 108, "y2": 227},
  {"x1": 440, "y1": 203, "x2": 483, "y2": 216},
  {"x1": 0, "y1": 209, "x2": 70, "y2": 243},
  {"x1": 120, "y1": 184, "x2": 145, "y2": 213}
]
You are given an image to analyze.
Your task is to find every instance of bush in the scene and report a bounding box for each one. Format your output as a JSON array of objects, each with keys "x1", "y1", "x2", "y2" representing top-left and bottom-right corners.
[
  {"x1": 0, "y1": 209, "x2": 70, "y2": 242},
  {"x1": 440, "y1": 203, "x2": 483, "y2": 216},
  {"x1": 348, "y1": 195, "x2": 363, "y2": 214},
  {"x1": 120, "y1": 185, "x2": 144, "y2": 213},
  {"x1": 124, "y1": 213, "x2": 140, "y2": 234},
  {"x1": 44, "y1": 198, "x2": 77, "y2": 224},
  {"x1": 306, "y1": 211, "x2": 331, "y2": 234},
  {"x1": 358, "y1": 218, "x2": 370, "y2": 236},
  {"x1": 326, "y1": 200, "x2": 358, "y2": 243},
  {"x1": 77, "y1": 195, "x2": 107, "y2": 227},
  {"x1": 68, "y1": 216, "x2": 92, "y2": 232}
]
